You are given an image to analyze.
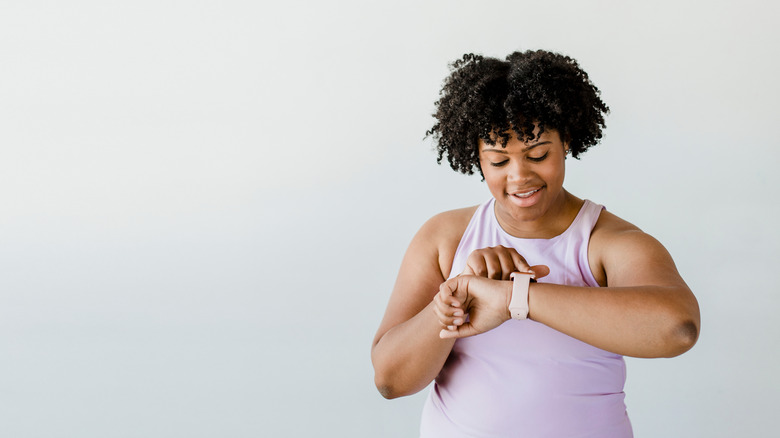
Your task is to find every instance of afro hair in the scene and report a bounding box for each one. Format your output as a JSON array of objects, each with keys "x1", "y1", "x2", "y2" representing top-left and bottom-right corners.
[{"x1": 426, "y1": 50, "x2": 609, "y2": 176}]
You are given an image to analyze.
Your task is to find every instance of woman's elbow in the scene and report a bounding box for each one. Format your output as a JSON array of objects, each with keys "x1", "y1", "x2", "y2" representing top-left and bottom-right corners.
[
  {"x1": 372, "y1": 353, "x2": 402, "y2": 399},
  {"x1": 375, "y1": 379, "x2": 400, "y2": 400},
  {"x1": 373, "y1": 369, "x2": 408, "y2": 399},
  {"x1": 658, "y1": 289, "x2": 700, "y2": 357},
  {"x1": 662, "y1": 317, "x2": 700, "y2": 357},
  {"x1": 373, "y1": 362, "x2": 425, "y2": 399}
]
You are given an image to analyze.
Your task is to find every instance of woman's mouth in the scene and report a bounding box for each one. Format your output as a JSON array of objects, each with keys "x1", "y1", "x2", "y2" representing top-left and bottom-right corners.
[
  {"x1": 508, "y1": 186, "x2": 544, "y2": 207},
  {"x1": 512, "y1": 188, "x2": 541, "y2": 198}
]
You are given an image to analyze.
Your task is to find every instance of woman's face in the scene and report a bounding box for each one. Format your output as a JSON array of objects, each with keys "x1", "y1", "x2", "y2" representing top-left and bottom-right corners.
[{"x1": 479, "y1": 128, "x2": 570, "y2": 234}]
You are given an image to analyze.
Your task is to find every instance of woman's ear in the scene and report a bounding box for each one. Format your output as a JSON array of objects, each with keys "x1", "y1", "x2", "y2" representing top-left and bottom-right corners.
[{"x1": 559, "y1": 131, "x2": 571, "y2": 156}]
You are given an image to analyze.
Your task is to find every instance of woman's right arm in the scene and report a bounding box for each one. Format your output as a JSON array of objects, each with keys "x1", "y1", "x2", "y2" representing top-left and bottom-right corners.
[{"x1": 370, "y1": 208, "x2": 474, "y2": 399}]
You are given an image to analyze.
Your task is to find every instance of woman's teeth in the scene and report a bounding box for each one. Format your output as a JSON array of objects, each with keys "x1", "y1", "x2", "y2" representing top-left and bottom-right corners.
[{"x1": 513, "y1": 189, "x2": 540, "y2": 198}]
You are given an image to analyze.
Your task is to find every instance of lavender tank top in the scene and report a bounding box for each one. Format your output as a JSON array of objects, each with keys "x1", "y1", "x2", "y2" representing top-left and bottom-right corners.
[{"x1": 419, "y1": 198, "x2": 632, "y2": 437}]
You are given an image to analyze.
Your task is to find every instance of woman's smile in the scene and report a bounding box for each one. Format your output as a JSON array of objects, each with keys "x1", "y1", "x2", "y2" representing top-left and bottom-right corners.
[{"x1": 507, "y1": 185, "x2": 545, "y2": 207}]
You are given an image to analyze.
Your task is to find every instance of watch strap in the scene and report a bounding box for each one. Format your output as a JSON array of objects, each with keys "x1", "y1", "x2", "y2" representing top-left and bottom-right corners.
[{"x1": 508, "y1": 271, "x2": 532, "y2": 320}]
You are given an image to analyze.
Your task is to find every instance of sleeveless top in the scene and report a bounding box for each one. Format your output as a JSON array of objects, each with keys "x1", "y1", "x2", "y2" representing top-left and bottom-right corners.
[{"x1": 419, "y1": 198, "x2": 633, "y2": 438}]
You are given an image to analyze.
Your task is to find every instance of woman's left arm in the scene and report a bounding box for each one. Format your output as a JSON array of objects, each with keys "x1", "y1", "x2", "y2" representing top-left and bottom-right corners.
[{"x1": 528, "y1": 222, "x2": 700, "y2": 358}]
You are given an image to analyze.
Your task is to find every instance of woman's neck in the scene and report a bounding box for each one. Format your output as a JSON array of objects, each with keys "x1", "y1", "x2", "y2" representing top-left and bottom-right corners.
[{"x1": 495, "y1": 190, "x2": 584, "y2": 239}]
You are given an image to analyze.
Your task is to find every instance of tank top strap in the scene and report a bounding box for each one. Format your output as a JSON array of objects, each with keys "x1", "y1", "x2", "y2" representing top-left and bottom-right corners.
[
  {"x1": 570, "y1": 199, "x2": 604, "y2": 288},
  {"x1": 575, "y1": 199, "x2": 605, "y2": 237},
  {"x1": 448, "y1": 200, "x2": 495, "y2": 279}
]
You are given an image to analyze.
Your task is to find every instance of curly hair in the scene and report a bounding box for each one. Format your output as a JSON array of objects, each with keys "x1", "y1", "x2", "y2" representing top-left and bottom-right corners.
[{"x1": 426, "y1": 50, "x2": 609, "y2": 176}]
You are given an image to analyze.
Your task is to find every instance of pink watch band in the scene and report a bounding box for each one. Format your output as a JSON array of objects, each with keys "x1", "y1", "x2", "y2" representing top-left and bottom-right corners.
[{"x1": 509, "y1": 271, "x2": 533, "y2": 320}]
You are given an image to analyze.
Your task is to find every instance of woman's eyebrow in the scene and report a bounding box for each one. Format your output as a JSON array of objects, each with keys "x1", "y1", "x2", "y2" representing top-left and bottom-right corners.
[
  {"x1": 482, "y1": 141, "x2": 552, "y2": 153},
  {"x1": 522, "y1": 141, "x2": 551, "y2": 152}
]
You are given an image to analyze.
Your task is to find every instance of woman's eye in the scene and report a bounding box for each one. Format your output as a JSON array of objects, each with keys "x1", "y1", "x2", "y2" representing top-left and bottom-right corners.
[
  {"x1": 527, "y1": 152, "x2": 549, "y2": 162},
  {"x1": 490, "y1": 160, "x2": 509, "y2": 167}
]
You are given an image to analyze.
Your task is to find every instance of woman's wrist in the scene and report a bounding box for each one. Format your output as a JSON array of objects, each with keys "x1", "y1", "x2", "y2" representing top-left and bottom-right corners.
[
  {"x1": 508, "y1": 272, "x2": 533, "y2": 320},
  {"x1": 502, "y1": 279, "x2": 513, "y2": 321}
]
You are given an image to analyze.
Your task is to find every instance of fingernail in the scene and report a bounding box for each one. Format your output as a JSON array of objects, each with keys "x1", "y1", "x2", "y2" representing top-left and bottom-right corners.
[
  {"x1": 453, "y1": 319, "x2": 462, "y2": 325},
  {"x1": 453, "y1": 310, "x2": 463, "y2": 317}
]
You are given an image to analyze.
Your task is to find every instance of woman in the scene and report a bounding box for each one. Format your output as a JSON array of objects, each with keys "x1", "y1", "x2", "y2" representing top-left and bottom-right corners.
[{"x1": 371, "y1": 50, "x2": 700, "y2": 437}]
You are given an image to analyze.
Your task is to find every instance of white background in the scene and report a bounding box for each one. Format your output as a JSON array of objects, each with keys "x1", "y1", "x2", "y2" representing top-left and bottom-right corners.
[{"x1": 1, "y1": 1, "x2": 778, "y2": 436}]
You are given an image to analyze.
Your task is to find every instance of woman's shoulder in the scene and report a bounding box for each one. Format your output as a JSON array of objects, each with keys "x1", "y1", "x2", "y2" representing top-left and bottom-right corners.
[
  {"x1": 417, "y1": 204, "x2": 480, "y2": 253},
  {"x1": 422, "y1": 205, "x2": 480, "y2": 235},
  {"x1": 591, "y1": 207, "x2": 642, "y2": 237},
  {"x1": 412, "y1": 204, "x2": 480, "y2": 278},
  {"x1": 588, "y1": 205, "x2": 669, "y2": 286}
]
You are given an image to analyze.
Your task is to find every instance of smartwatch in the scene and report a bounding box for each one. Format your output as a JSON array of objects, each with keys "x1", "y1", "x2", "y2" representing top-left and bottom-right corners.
[{"x1": 508, "y1": 271, "x2": 533, "y2": 320}]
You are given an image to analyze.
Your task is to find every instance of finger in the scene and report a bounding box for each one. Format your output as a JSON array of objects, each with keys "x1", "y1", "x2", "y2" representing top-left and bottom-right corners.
[
  {"x1": 529, "y1": 264, "x2": 550, "y2": 279},
  {"x1": 436, "y1": 311, "x2": 464, "y2": 328},
  {"x1": 466, "y1": 256, "x2": 488, "y2": 277},
  {"x1": 435, "y1": 305, "x2": 465, "y2": 327},
  {"x1": 438, "y1": 279, "x2": 456, "y2": 298},
  {"x1": 447, "y1": 316, "x2": 465, "y2": 327},
  {"x1": 484, "y1": 251, "x2": 504, "y2": 280},
  {"x1": 434, "y1": 286, "x2": 462, "y2": 309},
  {"x1": 435, "y1": 285, "x2": 461, "y2": 306},
  {"x1": 441, "y1": 276, "x2": 470, "y2": 303},
  {"x1": 509, "y1": 250, "x2": 532, "y2": 274},
  {"x1": 433, "y1": 298, "x2": 465, "y2": 325},
  {"x1": 497, "y1": 250, "x2": 518, "y2": 280},
  {"x1": 432, "y1": 295, "x2": 450, "y2": 323},
  {"x1": 439, "y1": 322, "x2": 480, "y2": 339}
]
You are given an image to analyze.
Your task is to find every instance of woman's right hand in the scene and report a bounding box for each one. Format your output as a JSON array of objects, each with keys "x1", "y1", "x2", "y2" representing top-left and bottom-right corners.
[
  {"x1": 461, "y1": 245, "x2": 550, "y2": 280},
  {"x1": 433, "y1": 275, "x2": 514, "y2": 339}
]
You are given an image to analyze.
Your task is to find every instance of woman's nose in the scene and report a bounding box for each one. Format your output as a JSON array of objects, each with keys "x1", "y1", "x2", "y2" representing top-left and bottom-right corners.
[{"x1": 507, "y1": 159, "x2": 531, "y2": 182}]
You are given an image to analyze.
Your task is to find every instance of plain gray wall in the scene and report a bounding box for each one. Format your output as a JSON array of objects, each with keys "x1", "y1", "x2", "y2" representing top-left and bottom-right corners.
[{"x1": 1, "y1": 0, "x2": 778, "y2": 436}]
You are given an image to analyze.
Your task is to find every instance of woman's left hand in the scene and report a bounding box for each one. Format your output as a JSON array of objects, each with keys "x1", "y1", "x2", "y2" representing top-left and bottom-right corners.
[
  {"x1": 433, "y1": 275, "x2": 513, "y2": 339},
  {"x1": 461, "y1": 245, "x2": 549, "y2": 280}
]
